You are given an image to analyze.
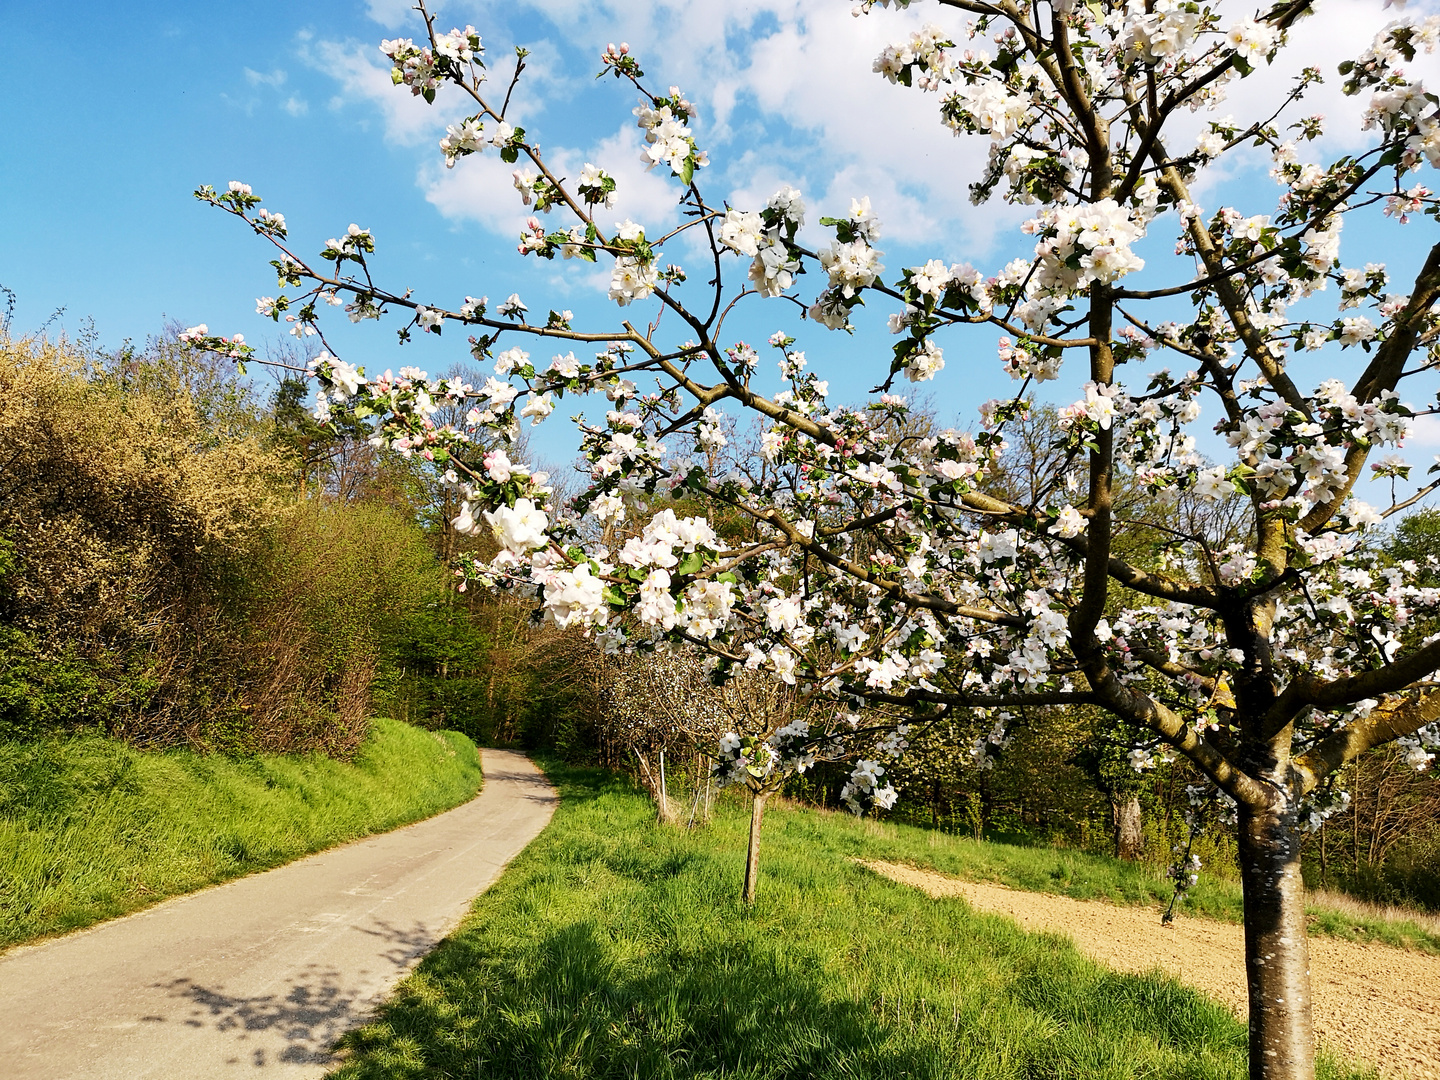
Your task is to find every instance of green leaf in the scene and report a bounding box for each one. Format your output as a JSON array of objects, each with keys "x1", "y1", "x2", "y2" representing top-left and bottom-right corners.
[{"x1": 677, "y1": 551, "x2": 704, "y2": 576}]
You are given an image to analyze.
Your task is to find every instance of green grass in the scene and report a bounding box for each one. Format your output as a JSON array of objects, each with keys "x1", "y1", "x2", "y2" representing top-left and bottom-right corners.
[
  {"x1": 0, "y1": 717, "x2": 482, "y2": 949},
  {"x1": 841, "y1": 813, "x2": 1440, "y2": 954},
  {"x1": 328, "y1": 764, "x2": 1372, "y2": 1080}
]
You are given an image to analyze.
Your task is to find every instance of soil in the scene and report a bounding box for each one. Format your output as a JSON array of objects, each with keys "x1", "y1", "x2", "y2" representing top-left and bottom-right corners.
[{"x1": 863, "y1": 859, "x2": 1440, "y2": 1080}]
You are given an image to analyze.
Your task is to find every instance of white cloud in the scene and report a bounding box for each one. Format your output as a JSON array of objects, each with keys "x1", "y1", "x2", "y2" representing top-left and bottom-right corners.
[
  {"x1": 561, "y1": 126, "x2": 688, "y2": 232},
  {"x1": 720, "y1": 147, "x2": 811, "y2": 231},
  {"x1": 1407, "y1": 414, "x2": 1440, "y2": 446},
  {"x1": 1219, "y1": 0, "x2": 1440, "y2": 153},
  {"x1": 364, "y1": 0, "x2": 421, "y2": 30},
  {"x1": 1153, "y1": 0, "x2": 1440, "y2": 195},
  {"x1": 504, "y1": 0, "x2": 1440, "y2": 252},
  {"x1": 423, "y1": 152, "x2": 532, "y2": 235},
  {"x1": 283, "y1": 96, "x2": 309, "y2": 117},
  {"x1": 498, "y1": 0, "x2": 999, "y2": 248},
  {"x1": 244, "y1": 67, "x2": 287, "y2": 88},
  {"x1": 818, "y1": 164, "x2": 938, "y2": 247},
  {"x1": 302, "y1": 37, "x2": 442, "y2": 145},
  {"x1": 730, "y1": 8, "x2": 985, "y2": 219}
]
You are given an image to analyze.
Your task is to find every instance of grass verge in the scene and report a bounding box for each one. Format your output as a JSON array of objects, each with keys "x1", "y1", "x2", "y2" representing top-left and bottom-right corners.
[
  {"x1": 0, "y1": 717, "x2": 482, "y2": 950},
  {"x1": 329, "y1": 763, "x2": 1371, "y2": 1080},
  {"x1": 835, "y1": 813, "x2": 1440, "y2": 954}
]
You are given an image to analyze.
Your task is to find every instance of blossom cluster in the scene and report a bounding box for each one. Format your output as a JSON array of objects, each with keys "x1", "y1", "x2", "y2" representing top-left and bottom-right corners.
[
  {"x1": 635, "y1": 87, "x2": 708, "y2": 182},
  {"x1": 380, "y1": 26, "x2": 483, "y2": 104}
]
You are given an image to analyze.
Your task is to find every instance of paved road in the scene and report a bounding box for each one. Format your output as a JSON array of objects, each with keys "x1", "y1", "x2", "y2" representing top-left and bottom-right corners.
[{"x1": 1, "y1": 748, "x2": 557, "y2": 1079}]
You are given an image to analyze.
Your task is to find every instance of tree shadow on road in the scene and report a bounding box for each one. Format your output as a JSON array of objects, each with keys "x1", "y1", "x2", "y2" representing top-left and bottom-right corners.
[
  {"x1": 157, "y1": 971, "x2": 353, "y2": 1068},
  {"x1": 151, "y1": 918, "x2": 445, "y2": 1069}
]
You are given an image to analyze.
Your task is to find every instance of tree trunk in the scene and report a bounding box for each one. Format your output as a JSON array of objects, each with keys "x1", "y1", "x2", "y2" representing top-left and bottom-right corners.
[
  {"x1": 742, "y1": 790, "x2": 768, "y2": 904},
  {"x1": 1319, "y1": 827, "x2": 1329, "y2": 892},
  {"x1": 1353, "y1": 796, "x2": 1360, "y2": 873},
  {"x1": 1238, "y1": 798, "x2": 1315, "y2": 1080},
  {"x1": 1112, "y1": 795, "x2": 1144, "y2": 860},
  {"x1": 634, "y1": 750, "x2": 676, "y2": 824}
]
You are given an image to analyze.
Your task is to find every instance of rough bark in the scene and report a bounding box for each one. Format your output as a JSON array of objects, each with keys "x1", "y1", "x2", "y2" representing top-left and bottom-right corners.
[
  {"x1": 742, "y1": 790, "x2": 768, "y2": 904},
  {"x1": 1112, "y1": 795, "x2": 1144, "y2": 861},
  {"x1": 1238, "y1": 797, "x2": 1316, "y2": 1080}
]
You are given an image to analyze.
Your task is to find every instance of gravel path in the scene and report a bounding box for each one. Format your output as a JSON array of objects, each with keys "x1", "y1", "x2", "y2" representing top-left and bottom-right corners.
[
  {"x1": 1, "y1": 749, "x2": 557, "y2": 1080},
  {"x1": 865, "y1": 859, "x2": 1440, "y2": 1080}
]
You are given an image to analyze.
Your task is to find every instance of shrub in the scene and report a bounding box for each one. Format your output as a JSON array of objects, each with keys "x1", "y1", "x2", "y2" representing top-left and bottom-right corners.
[
  {"x1": 0, "y1": 333, "x2": 447, "y2": 753},
  {"x1": 0, "y1": 334, "x2": 285, "y2": 741}
]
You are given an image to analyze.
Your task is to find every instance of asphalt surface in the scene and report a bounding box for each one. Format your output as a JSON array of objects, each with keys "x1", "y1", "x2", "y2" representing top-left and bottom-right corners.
[{"x1": 1, "y1": 748, "x2": 557, "y2": 1079}]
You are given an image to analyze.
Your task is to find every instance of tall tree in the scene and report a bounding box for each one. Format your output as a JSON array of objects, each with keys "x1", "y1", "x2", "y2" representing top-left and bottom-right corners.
[{"x1": 193, "y1": 4, "x2": 1440, "y2": 1076}]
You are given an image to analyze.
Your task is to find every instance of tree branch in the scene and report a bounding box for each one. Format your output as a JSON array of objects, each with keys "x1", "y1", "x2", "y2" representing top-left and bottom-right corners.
[{"x1": 1295, "y1": 690, "x2": 1440, "y2": 792}]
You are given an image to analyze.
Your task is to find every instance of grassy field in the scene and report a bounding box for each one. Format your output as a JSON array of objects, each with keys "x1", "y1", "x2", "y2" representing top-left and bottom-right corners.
[
  {"x1": 0, "y1": 717, "x2": 482, "y2": 949},
  {"x1": 842, "y1": 811, "x2": 1440, "y2": 953},
  {"x1": 329, "y1": 764, "x2": 1372, "y2": 1080}
]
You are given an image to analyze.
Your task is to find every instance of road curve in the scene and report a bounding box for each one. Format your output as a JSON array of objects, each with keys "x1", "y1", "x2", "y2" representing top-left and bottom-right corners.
[{"x1": 1, "y1": 748, "x2": 557, "y2": 1079}]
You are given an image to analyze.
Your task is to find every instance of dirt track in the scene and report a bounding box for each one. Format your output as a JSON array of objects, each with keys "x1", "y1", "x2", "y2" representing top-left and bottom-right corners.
[{"x1": 864, "y1": 860, "x2": 1440, "y2": 1080}]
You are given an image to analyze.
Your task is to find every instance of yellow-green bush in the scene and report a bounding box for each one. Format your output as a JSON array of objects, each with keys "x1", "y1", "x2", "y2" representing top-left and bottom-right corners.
[
  {"x1": 0, "y1": 335, "x2": 282, "y2": 738},
  {"x1": 0, "y1": 334, "x2": 445, "y2": 753}
]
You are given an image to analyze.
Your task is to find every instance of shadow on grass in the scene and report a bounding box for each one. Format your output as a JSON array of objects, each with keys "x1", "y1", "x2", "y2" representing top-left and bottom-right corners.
[
  {"x1": 326, "y1": 763, "x2": 1373, "y2": 1080},
  {"x1": 333, "y1": 918, "x2": 952, "y2": 1080}
]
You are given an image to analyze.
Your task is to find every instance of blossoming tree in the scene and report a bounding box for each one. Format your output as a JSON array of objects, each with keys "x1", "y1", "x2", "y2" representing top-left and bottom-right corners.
[
  {"x1": 605, "y1": 650, "x2": 731, "y2": 824},
  {"x1": 190, "y1": 1, "x2": 1440, "y2": 1075}
]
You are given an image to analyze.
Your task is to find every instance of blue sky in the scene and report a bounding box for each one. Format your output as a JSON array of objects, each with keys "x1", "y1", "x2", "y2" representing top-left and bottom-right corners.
[{"x1": 5, "y1": 0, "x2": 1440, "y2": 479}]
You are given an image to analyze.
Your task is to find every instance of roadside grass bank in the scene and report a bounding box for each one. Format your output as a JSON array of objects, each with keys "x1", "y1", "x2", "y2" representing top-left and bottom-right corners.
[
  {"x1": 834, "y1": 812, "x2": 1440, "y2": 954},
  {"x1": 329, "y1": 764, "x2": 1370, "y2": 1080},
  {"x1": 0, "y1": 717, "x2": 482, "y2": 950}
]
